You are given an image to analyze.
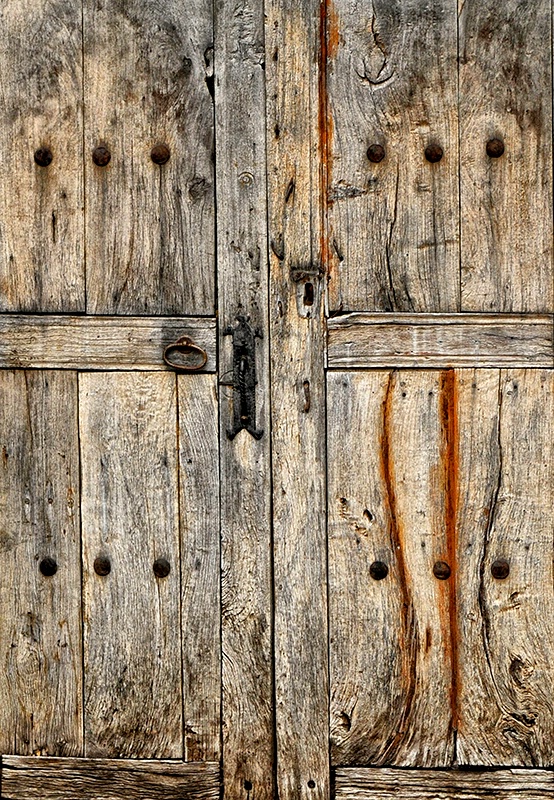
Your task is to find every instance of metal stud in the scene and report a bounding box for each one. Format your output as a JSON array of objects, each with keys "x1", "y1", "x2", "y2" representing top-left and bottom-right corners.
[
  {"x1": 433, "y1": 560, "x2": 451, "y2": 580},
  {"x1": 491, "y1": 558, "x2": 510, "y2": 579},
  {"x1": 153, "y1": 557, "x2": 171, "y2": 578},
  {"x1": 39, "y1": 557, "x2": 58, "y2": 577},
  {"x1": 92, "y1": 146, "x2": 111, "y2": 167},
  {"x1": 151, "y1": 144, "x2": 171, "y2": 165},
  {"x1": 367, "y1": 143, "x2": 385, "y2": 163},
  {"x1": 369, "y1": 560, "x2": 389, "y2": 580},
  {"x1": 94, "y1": 556, "x2": 111, "y2": 576},
  {"x1": 486, "y1": 138, "x2": 505, "y2": 158},
  {"x1": 34, "y1": 147, "x2": 53, "y2": 167},
  {"x1": 425, "y1": 144, "x2": 443, "y2": 163}
]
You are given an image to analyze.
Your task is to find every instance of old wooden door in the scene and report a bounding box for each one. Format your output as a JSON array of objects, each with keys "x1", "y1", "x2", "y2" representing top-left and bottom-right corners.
[{"x1": 0, "y1": 1, "x2": 553, "y2": 800}]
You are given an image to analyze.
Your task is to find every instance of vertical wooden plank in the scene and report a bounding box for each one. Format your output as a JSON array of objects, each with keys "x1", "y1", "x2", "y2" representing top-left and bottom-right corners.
[
  {"x1": 84, "y1": 0, "x2": 214, "y2": 315},
  {"x1": 327, "y1": 371, "x2": 456, "y2": 766},
  {"x1": 178, "y1": 374, "x2": 220, "y2": 762},
  {"x1": 457, "y1": 369, "x2": 554, "y2": 765},
  {"x1": 459, "y1": 2, "x2": 552, "y2": 312},
  {"x1": 267, "y1": 0, "x2": 329, "y2": 794},
  {"x1": 0, "y1": 1, "x2": 84, "y2": 312},
  {"x1": 79, "y1": 372, "x2": 182, "y2": 758},
  {"x1": 0, "y1": 371, "x2": 83, "y2": 755},
  {"x1": 215, "y1": 0, "x2": 274, "y2": 794},
  {"x1": 326, "y1": 0, "x2": 459, "y2": 313}
]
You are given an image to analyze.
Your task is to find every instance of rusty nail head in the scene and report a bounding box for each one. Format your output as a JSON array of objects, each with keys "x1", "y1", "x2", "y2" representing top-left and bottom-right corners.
[
  {"x1": 153, "y1": 557, "x2": 171, "y2": 578},
  {"x1": 491, "y1": 558, "x2": 510, "y2": 579},
  {"x1": 151, "y1": 143, "x2": 171, "y2": 165},
  {"x1": 367, "y1": 143, "x2": 386, "y2": 163},
  {"x1": 433, "y1": 560, "x2": 451, "y2": 580},
  {"x1": 34, "y1": 147, "x2": 53, "y2": 167},
  {"x1": 92, "y1": 146, "x2": 111, "y2": 167},
  {"x1": 370, "y1": 560, "x2": 389, "y2": 580},
  {"x1": 486, "y1": 138, "x2": 505, "y2": 158},
  {"x1": 425, "y1": 144, "x2": 443, "y2": 163},
  {"x1": 40, "y1": 557, "x2": 58, "y2": 577},
  {"x1": 94, "y1": 555, "x2": 111, "y2": 576}
]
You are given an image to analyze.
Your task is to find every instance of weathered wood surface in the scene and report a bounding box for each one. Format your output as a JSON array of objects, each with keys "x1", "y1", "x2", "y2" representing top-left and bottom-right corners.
[
  {"x1": 456, "y1": 370, "x2": 554, "y2": 765},
  {"x1": 0, "y1": 371, "x2": 82, "y2": 755},
  {"x1": 178, "y1": 374, "x2": 220, "y2": 762},
  {"x1": 328, "y1": 371, "x2": 455, "y2": 766},
  {"x1": 327, "y1": 314, "x2": 554, "y2": 369},
  {"x1": 459, "y1": 1, "x2": 552, "y2": 312},
  {"x1": 335, "y1": 767, "x2": 554, "y2": 800},
  {"x1": 326, "y1": 0, "x2": 459, "y2": 312},
  {"x1": 84, "y1": 0, "x2": 214, "y2": 315},
  {"x1": 1, "y1": 756, "x2": 220, "y2": 800},
  {"x1": 0, "y1": 316, "x2": 216, "y2": 371},
  {"x1": 267, "y1": 0, "x2": 330, "y2": 795},
  {"x1": 0, "y1": 1, "x2": 84, "y2": 312},
  {"x1": 79, "y1": 373, "x2": 182, "y2": 758},
  {"x1": 215, "y1": 0, "x2": 274, "y2": 795}
]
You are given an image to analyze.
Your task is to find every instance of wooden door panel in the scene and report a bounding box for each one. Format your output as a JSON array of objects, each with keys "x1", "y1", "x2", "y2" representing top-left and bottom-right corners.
[
  {"x1": 326, "y1": 0, "x2": 459, "y2": 313},
  {"x1": 0, "y1": 370, "x2": 83, "y2": 755},
  {"x1": 459, "y1": 0, "x2": 553, "y2": 312},
  {"x1": 83, "y1": 0, "x2": 215, "y2": 315},
  {"x1": 0, "y1": 2, "x2": 85, "y2": 313},
  {"x1": 328, "y1": 369, "x2": 554, "y2": 768}
]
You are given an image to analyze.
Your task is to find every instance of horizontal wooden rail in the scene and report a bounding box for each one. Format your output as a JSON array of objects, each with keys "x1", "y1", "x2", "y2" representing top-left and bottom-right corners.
[
  {"x1": 1, "y1": 756, "x2": 220, "y2": 799},
  {"x1": 0, "y1": 315, "x2": 216, "y2": 371},
  {"x1": 335, "y1": 767, "x2": 554, "y2": 800},
  {"x1": 327, "y1": 313, "x2": 554, "y2": 369}
]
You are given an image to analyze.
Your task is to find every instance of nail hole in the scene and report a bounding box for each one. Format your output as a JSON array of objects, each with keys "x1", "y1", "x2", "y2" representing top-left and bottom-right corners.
[
  {"x1": 303, "y1": 282, "x2": 314, "y2": 306},
  {"x1": 363, "y1": 509, "x2": 374, "y2": 522},
  {"x1": 39, "y1": 557, "x2": 58, "y2": 577}
]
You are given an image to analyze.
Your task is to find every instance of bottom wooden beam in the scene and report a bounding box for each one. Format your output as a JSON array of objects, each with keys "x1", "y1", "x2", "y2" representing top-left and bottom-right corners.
[
  {"x1": 335, "y1": 767, "x2": 554, "y2": 800},
  {"x1": 1, "y1": 756, "x2": 219, "y2": 800}
]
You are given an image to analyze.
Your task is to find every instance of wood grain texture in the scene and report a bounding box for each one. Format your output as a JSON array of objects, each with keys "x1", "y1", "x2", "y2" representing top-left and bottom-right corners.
[
  {"x1": 335, "y1": 767, "x2": 554, "y2": 800},
  {"x1": 1, "y1": 756, "x2": 219, "y2": 800},
  {"x1": 79, "y1": 372, "x2": 182, "y2": 758},
  {"x1": 327, "y1": 314, "x2": 554, "y2": 369},
  {"x1": 0, "y1": 371, "x2": 82, "y2": 755},
  {"x1": 457, "y1": 370, "x2": 554, "y2": 765},
  {"x1": 267, "y1": 0, "x2": 329, "y2": 795},
  {"x1": 327, "y1": 371, "x2": 456, "y2": 767},
  {"x1": 0, "y1": 315, "x2": 216, "y2": 371},
  {"x1": 459, "y1": 0, "x2": 553, "y2": 312},
  {"x1": 177, "y1": 374, "x2": 220, "y2": 762},
  {"x1": 326, "y1": 0, "x2": 459, "y2": 312},
  {"x1": 0, "y1": 1, "x2": 84, "y2": 312},
  {"x1": 84, "y1": 0, "x2": 214, "y2": 315},
  {"x1": 215, "y1": 0, "x2": 274, "y2": 794}
]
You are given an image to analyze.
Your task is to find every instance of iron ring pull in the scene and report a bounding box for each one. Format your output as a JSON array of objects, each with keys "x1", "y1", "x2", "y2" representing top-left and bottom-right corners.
[{"x1": 163, "y1": 336, "x2": 208, "y2": 371}]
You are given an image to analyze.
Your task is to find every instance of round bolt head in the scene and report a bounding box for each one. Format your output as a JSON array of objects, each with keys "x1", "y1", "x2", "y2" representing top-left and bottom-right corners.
[
  {"x1": 491, "y1": 558, "x2": 510, "y2": 579},
  {"x1": 433, "y1": 560, "x2": 451, "y2": 580},
  {"x1": 40, "y1": 557, "x2": 58, "y2": 577},
  {"x1": 425, "y1": 144, "x2": 444, "y2": 163},
  {"x1": 92, "y1": 146, "x2": 111, "y2": 167},
  {"x1": 486, "y1": 138, "x2": 505, "y2": 158},
  {"x1": 34, "y1": 147, "x2": 53, "y2": 167},
  {"x1": 94, "y1": 555, "x2": 111, "y2": 576},
  {"x1": 369, "y1": 560, "x2": 389, "y2": 580},
  {"x1": 153, "y1": 557, "x2": 171, "y2": 578},
  {"x1": 367, "y1": 143, "x2": 386, "y2": 163},
  {"x1": 151, "y1": 143, "x2": 171, "y2": 165}
]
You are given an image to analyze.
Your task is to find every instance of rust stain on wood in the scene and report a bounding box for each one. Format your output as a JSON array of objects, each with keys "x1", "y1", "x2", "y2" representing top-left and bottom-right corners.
[
  {"x1": 379, "y1": 371, "x2": 418, "y2": 760},
  {"x1": 439, "y1": 369, "x2": 460, "y2": 735}
]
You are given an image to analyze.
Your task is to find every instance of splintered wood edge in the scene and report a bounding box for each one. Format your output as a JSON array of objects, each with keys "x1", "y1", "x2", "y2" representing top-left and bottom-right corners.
[
  {"x1": 1, "y1": 757, "x2": 220, "y2": 800},
  {"x1": 0, "y1": 315, "x2": 217, "y2": 371},
  {"x1": 327, "y1": 313, "x2": 554, "y2": 368},
  {"x1": 334, "y1": 767, "x2": 554, "y2": 798}
]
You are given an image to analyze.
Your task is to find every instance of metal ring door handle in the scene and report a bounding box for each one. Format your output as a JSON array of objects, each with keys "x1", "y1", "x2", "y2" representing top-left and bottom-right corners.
[{"x1": 163, "y1": 336, "x2": 208, "y2": 371}]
